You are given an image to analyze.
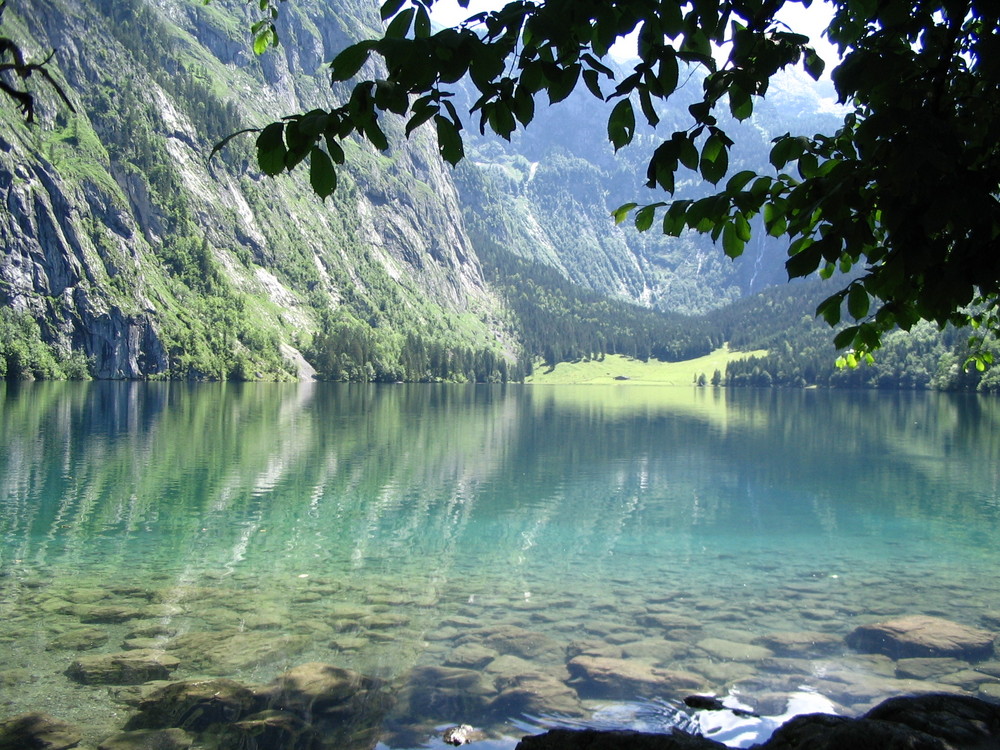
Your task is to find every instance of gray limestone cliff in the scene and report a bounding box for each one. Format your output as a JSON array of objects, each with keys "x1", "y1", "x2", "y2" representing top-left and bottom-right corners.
[{"x1": 0, "y1": 0, "x2": 507, "y2": 379}]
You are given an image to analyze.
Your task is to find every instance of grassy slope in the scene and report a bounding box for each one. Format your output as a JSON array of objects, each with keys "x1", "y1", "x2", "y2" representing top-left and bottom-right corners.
[{"x1": 525, "y1": 346, "x2": 767, "y2": 385}]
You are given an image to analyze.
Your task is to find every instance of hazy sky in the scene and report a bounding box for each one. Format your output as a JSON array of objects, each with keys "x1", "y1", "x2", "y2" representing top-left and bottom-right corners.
[{"x1": 428, "y1": 0, "x2": 842, "y2": 72}]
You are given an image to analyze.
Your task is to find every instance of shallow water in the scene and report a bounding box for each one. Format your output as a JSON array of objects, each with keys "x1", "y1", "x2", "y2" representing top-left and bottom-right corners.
[{"x1": 1, "y1": 382, "x2": 998, "y2": 747}]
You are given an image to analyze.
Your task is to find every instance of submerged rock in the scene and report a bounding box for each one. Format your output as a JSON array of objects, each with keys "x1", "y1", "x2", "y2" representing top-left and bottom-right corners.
[
  {"x1": 124, "y1": 678, "x2": 258, "y2": 732},
  {"x1": 96, "y1": 728, "x2": 193, "y2": 750},
  {"x1": 443, "y1": 643, "x2": 498, "y2": 670},
  {"x1": 257, "y1": 663, "x2": 392, "y2": 750},
  {"x1": 74, "y1": 605, "x2": 146, "y2": 624},
  {"x1": 468, "y1": 625, "x2": 565, "y2": 662},
  {"x1": 846, "y1": 615, "x2": 996, "y2": 660},
  {"x1": 490, "y1": 669, "x2": 585, "y2": 718},
  {"x1": 0, "y1": 712, "x2": 81, "y2": 750},
  {"x1": 46, "y1": 627, "x2": 109, "y2": 651},
  {"x1": 215, "y1": 710, "x2": 320, "y2": 750},
  {"x1": 164, "y1": 630, "x2": 309, "y2": 672},
  {"x1": 696, "y1": 638, "x2": 774, "y2": 662},
  {"x1": 65, "y1": 649, "x2": 179, "y2": 685},
  {"x1": 566, "y1": 655, "x2": 705, "y2": 698},
  {"x1": 393, "y1": 665, "x2": 497, "y2": 720},
  {"x1": 258, "y1": 662, "x2": 385, "y2": 714},
  {"x1": 754, "y1": 631, "x2": 844, "y2": 658},
  {"x1": 893, "y1": 657, "x2": 968, "y2": 681}
]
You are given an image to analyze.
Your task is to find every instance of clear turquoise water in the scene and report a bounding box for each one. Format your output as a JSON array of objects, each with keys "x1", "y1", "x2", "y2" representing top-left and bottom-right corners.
[{"x1": 1, "y1": 382, "x2": 998, "y2": 747}]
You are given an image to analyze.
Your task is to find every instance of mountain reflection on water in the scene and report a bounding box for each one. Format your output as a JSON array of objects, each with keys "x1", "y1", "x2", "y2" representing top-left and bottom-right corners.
[{"x1": 1, "y1": 382, "x2": 998, "y2": 748}]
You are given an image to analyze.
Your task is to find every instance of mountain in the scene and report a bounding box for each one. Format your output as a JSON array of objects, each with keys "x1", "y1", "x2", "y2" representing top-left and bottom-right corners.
[
  {"x1": 453, "y1": 62, "x2": 845, "y2": 315},
  {"x1": 9, "y1": 0, "x2": 981, "y2": 388},
  {"x1": 1, "y1": 0, "x2": 513, "y2": 380}
]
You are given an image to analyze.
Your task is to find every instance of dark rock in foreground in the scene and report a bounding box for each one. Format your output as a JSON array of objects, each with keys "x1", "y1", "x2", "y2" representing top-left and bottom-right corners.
[
  {"x1": 124, "y1": 678, "x2": 258, "y2": 732},
  {"x1": 517, "y1": 728, "x2": 727, "y2": 750},
  {"x1": 515, "y1": 694, "x2": 1000, "y2": 750},
  {"x1": 846, "y1": 616, "x2": 996, "y2": 661},
  {"x1": 121, "y1": 663, "x2": 390, "y2": 750},
  {"x1": 0, "y1": 712, "x2": 81, "y2": 750}
]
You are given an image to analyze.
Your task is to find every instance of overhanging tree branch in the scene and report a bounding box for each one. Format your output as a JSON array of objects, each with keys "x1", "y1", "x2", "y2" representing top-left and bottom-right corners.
[{"x1": 0, "y1": 2, "x2": 75, "y2": 123}]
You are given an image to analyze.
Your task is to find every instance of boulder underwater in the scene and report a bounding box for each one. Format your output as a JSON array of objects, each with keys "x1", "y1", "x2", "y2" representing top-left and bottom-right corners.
[{"x1": 845, "y1": 616, "x2": 997, "y2": 661}]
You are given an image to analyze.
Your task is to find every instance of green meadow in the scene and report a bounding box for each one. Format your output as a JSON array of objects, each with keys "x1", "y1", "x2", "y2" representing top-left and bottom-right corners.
[{"x1": 525, "y1": 347, "x2": 767, "y2": 385}]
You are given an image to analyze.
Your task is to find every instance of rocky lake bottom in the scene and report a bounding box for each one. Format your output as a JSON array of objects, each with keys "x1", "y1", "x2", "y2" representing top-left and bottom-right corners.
[{"x1": 1, "y1": 546, "x2": 998, "y2": 749}]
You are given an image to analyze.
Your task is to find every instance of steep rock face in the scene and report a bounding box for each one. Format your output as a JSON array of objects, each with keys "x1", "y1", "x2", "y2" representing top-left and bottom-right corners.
[
  {"x1": 0, "y1": 0, "x2": 506, "y2": 379},
  {"x1": 0, "y1": 132, "x2": 166, "y2": 378}
]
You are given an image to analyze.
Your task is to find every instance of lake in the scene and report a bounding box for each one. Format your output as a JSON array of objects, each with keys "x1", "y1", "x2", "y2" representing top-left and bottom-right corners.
[{"x1": 1, "y1": 382, "x2": 998, "y2": 748}]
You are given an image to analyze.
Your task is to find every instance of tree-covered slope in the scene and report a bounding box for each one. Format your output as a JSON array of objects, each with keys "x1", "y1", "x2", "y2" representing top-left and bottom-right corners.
[
  {"x1": 453, "y1": 64, "x2": 845, "y2": 317},
  {"x1": 0, "y1": 0, "x2": 512, "y2": 380}
]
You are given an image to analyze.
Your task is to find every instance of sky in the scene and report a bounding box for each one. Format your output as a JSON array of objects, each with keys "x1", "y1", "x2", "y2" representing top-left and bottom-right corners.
[{"x1": 427, "y1": 0, "x2": 842, "y2": 73}]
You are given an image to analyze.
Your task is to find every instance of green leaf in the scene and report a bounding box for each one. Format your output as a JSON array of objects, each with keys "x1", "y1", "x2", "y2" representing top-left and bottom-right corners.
[
  {"x1": 414, "y1": 4, "x2": 431, "y2": 37},
  {"x1": 405, "y1": 101, "x2": 439, "y2": 136},
  {"x1": 638, "y1": 87, "x2": 660, "y2": 127},
  {"x1": 678, "y1": 135, "x2": 699, "y2": 171},
  {"x1": 734, "y1": 212, "x2": 752, "y2": 242},
  {"x1": 511, "y1": 85, "x2": 535, "y2": 126},
  {"x1": 770, "y1": 135, "x2": 805, "y2": 170},
  {"x1": 330, "y1": 42, "x2": 375, "y2": 82},
  {"x1": 309, "y1": 147, "x2": 337, "y2": 199},
  {"x1": 583, "y1": 69, "x2": 603, "y2": 99},
  {"x1": 380, "y1": 0, "x2": 407, "y2": 21},
  {"x1": 797, "y1": 152, "x2": 819, "y2": 179},
  {"x1": 658, "y1": 49, "x2": 679, "y2": 95},
  {"x1": 547, "y1": 63, "x2": 581, "y2": 104},
  {"x1": 817, "y1": 292, "x2": 845, "y2": 326},
  {"x1": 362, "y1": 117, "x2": 390, "y2": 151},
  {"x1": 634, "y1": 205, "x2": 656, "y2": 232},
  {"x1": 253, "y1": 30, "x2": 270, "y2": 56},
  {"x1": 385, "y1": 7, "x2": 414, "y2": 38},
  {"x1": 725, "y1": 169, "x2": 756, "y2": 193},
  {"x1": 324, "y1": 136, "x2": 346, "y2": 164},
  {"x1": 283, "y1": 121, "x2": 312, "y2": 170},
  {"x1": 763, "y1": 201, "x2": 788, "y2": 236},
  {"x1": 847, "y1": 285, "x2": 870, "y2": 320},
  {"x1": 722, "y1": 221, "x2": 745, "y2": 258},
  {"x1": 581, "y1": 53, "x2": 614, "y2": 78},
  {"x1": 786, "y1": 240, "x2": 820, "y2": 278},
  {"x1": 608, "y1": 99, "x2": 635, "y2": 151},
  {"x1": 435, "y1": 114, "x2": 464, "y2": 165},
  {"x1": 612, "y1": 202, "x2": 638, "y2": 224},
  {"x1": 803, "y1": 49, "x2": 825, "y2": 81},
  {"x1": 646, "y1": 140, "x2": 678, "y2": 192},
  {"x1": 256, "y1": 122, "x2": 286, "y2": 176},
  {"x1": 662, "y1": 202, "x2": 688, "y2": 236},
  {"x1": 297, "y1": 109, "x2": 330, "y2": 137},
  {"x1": 834, "y1": 326, "x2": 859, "y2": 350},
  {"x1": 728, "y1": 86, "x2": 753, "y2": 120},
  {"x1": 699, "y1": 134, "x2": 728, "y2": 184},
  {"x1": 487, "y1": 101, "x2": 517, "y2": 139}
]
